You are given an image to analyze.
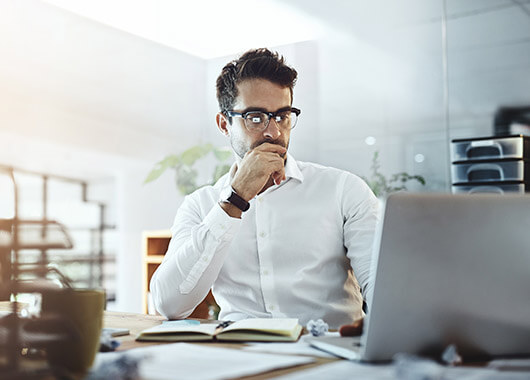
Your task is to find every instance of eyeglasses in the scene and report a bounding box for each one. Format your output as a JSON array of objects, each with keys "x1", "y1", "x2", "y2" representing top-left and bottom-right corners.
[{"x1": 226, "y1": 107, "x2": 301, "y2": 132}]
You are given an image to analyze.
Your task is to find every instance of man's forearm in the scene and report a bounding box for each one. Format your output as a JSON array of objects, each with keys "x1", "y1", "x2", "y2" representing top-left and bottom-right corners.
[
  {"x1": 150, "y1": 202, "x2": 241, "y2": 318},
  {"x1": 150, "y1": 238, "x2": 231, "y2": 318}
]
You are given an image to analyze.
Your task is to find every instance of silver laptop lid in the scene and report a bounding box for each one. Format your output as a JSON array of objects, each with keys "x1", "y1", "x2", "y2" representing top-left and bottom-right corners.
[{"x1": 362, "y1": 192, "x2": 530, "y2": 362}]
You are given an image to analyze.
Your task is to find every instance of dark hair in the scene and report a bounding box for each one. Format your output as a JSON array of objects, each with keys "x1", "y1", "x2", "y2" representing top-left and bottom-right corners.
[{"x1": 216, "y1": 48, "x2": 298, "y2": 114}]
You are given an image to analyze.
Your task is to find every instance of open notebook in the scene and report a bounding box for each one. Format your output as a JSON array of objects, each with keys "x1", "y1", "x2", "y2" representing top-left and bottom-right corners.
[{"x1": 136, "y1": 318, "x2": 302, "y2": 343}]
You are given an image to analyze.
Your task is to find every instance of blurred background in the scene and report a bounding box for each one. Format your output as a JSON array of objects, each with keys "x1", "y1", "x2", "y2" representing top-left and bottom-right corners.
[{"x1": 1, "y1": 0, "x2": 529, "y2": 313}]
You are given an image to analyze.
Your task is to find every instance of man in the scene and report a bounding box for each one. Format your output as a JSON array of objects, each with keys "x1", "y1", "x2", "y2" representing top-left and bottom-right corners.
[{"x1": 150, "y1": 48, "x2": 379, "y2": 329}]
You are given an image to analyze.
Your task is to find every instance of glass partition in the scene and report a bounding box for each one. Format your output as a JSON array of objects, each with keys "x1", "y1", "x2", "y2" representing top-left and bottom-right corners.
[
  {"x1": 445, "y1": 0, "x2": 530, "y2": 193},
  {"x1": 446, "y1": 0, "x2": 530, "y2": 139}
]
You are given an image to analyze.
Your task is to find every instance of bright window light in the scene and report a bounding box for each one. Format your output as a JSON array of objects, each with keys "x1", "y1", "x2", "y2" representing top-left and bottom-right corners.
[
  {"x1": 414, "y1": 153, "x2": 425, "y2": 163},
  {"x1": 365, "y1": 136, "x2": 376, "y2": 146},
  {"x1": 41, "y1": 0, "x2": 321, "y2": 59}
]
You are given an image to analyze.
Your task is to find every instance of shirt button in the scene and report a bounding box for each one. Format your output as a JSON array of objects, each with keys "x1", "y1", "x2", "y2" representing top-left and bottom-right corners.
[
  {"x1": 263, "y1": 270, "x2": 269, "y2": 276},
  {"x1": 269, "y1": 305, "x2": 275, "y2": 311},
  {"x1": 202, "y1": 256, "x2": 208, "y2": 262},
  {"x1": 259, "y1": 232, "x2": 266, "y2": 238}
]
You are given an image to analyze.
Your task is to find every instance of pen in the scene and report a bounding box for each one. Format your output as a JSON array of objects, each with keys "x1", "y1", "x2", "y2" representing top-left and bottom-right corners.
[{"x1": 215, "y1": 320, "x2": 233, "y2": 329}]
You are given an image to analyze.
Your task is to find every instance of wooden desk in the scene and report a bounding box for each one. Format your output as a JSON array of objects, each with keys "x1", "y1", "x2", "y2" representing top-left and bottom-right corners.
[
  {"x1": 104, "y1": 310, "x2": 339, "y2": 379},
  {"x1": 0, "y1": 302, "x2": 337, "y2": 379},
  {"x1": 5, "y1": 306, "x2": 527, "y2": 379}
]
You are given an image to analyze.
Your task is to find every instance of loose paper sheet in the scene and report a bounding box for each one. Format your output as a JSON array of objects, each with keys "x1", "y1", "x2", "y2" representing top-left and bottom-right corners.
[
  {"x1": 273, "y1": 360, "x2": 395, "y2": 380},
  {"x1": 92, "y1": 342, "x2": 314, "y2": 380},
  {"x1": 244, "y1": 332, "x2": 338, "y2": 358},
  {"x1": 489, "y1": 359, "x2": 530, "y2": 371},
  {"x1": 273, "y1": 356, "x2": 530, "y2": 380}
]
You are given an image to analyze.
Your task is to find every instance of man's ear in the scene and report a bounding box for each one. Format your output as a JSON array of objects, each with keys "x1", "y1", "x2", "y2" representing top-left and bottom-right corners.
[{"x1": 216, "y1": 112, "x2": 230, "y2": 136}]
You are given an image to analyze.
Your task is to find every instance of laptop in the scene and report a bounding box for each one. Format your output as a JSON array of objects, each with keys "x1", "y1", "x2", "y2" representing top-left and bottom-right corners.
[{"x1": 309, "y1": 192, "x2": 530, "y2": 362}]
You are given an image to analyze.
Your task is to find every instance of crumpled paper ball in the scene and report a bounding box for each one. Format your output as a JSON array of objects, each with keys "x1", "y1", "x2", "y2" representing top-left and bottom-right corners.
[
  {"x1": 306, "y1": 319, "x2": 329, "y2": 337},
  {"x1": 441, "y1": 344, "x2": 462, "y2": 366}
]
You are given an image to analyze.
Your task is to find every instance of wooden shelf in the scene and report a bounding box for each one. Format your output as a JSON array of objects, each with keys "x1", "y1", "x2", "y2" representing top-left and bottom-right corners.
[
  {"x1": 141, "y1": 231, "x2": 217, "y2": 318},
  {"x1": 142, "y1": 230, "x2": 171, "y2": 314},
  {"x1": 144, "y1": 255, "x2": 164, "y2": 264}
]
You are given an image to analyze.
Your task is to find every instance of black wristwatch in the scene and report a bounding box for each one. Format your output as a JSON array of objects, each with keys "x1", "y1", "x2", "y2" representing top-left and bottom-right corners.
[{"x1": 220, "y1": 187, "x2": 250, "y2": 212}]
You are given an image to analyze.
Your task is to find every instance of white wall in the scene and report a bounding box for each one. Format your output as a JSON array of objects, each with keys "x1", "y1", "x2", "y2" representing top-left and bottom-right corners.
[
  {"x1": 2, "y1": 0, "x2": 529, "y2": 312},
  {"x1": 115, "y1": 165, "x2": 181, "y2": 312},
  {"x1": 0, "y1": 0, "x2": 207, "y2": 312},
  {"x1": 0, "y1": 0, "x2": 459, "y2": 311},
  {"x1": 0, "y1": 0, "x2": 206, "y2": 162}
]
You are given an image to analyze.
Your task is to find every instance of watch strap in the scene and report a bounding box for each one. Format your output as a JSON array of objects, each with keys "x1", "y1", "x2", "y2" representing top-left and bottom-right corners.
[{"x1": 226, "y1": 189, "x2": 250, "y2": 212}]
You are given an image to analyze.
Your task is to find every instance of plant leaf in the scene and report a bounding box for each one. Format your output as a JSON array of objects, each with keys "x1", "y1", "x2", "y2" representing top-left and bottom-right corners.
[
  {"x1": 163, "y1": 155, "x2": 181, "y2": 167},
  {"x1": 143, "y1": 156, "x2": 179, "y2": 183},
  {"x1": 362, "y1": 150, "x2": 426, "y2": 197},
  {"x1": 213, "y1": 146, "x2": 233, "y2": 162},
  {"x1": 180, "y1": 144, "x2": 212, "y2": 166},
  {"x1": 212, "y1": 164, "x2": 231, "y2": 183},
  {"x1": 144, "y1": 165, "x2": 166, "y2": 184},
  {"x1": 413, "y1": 175, "x2": 426, "y2": 185},
  {"x1": 176, "y1": 167, "x2": 199, "y2": 195}
]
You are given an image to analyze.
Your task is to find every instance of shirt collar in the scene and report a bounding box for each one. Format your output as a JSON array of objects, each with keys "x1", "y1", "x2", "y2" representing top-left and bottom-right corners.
[{"x1": 284, "y1": 153, "x2": 304, "y2": 183}]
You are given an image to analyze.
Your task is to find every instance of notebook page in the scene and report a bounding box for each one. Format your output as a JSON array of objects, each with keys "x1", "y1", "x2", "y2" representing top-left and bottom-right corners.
[{"x1": 223, "y1": 318, "x2": 299, "y2": 333}]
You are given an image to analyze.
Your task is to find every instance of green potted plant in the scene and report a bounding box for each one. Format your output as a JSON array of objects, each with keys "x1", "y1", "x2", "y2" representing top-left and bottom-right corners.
[
  {"x1": 144, "y1": 143, "x2": 233, "y2": 195},
  {"x1": 362, "y1": 151, "x2": 426, "y2": 197}
]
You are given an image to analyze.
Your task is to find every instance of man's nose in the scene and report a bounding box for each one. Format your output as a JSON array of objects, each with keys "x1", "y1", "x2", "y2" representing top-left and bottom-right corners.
[{"x1": 263, "y1": 118, "x2": 281, "y2": 139}]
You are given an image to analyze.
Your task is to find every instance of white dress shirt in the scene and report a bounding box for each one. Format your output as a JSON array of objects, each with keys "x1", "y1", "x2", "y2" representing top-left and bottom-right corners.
[{"x1": 150, "y1": 153, "x2": 380, "y2": 328}]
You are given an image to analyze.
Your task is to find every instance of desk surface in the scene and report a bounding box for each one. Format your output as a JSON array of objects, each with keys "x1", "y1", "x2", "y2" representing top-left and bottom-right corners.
[
  {"x1": 104, "y1": 310, "x2": 338, "y2": 380},
  {"x1": 3, "y1": 305, "x2": 529, "y2": 379},
  {"x1": 0, "y1": 304, "x2": 336, "y2": 379}
]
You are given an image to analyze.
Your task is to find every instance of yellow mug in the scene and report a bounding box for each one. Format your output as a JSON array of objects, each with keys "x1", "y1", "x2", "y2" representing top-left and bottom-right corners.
[{"x1": 41, "y1": 288, "x2": 105, "y2": 373}]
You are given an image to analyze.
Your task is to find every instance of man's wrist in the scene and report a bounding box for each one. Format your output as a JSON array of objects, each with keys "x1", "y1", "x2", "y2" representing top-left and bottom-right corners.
[
  {"x1": 219, "y1": 201, "x2": 243, "y2": 219},
  {"x1": 219, "y1": 186, "x2": 250, "y2": 213},
  {"x1": 230, "y1": 184, "x2": 252, "y2": 202},
  {"x1": 227, "y1": 188, "x2": 250, "y2": 211}
]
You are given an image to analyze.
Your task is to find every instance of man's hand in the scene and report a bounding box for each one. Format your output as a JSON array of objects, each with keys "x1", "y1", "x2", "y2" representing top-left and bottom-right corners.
[
  {"x1": 231, "y1": 143, "x2": 287, "y2": 200},
  {"x1": 339, "y1": 318, "x2": 364, "y2": 337}
]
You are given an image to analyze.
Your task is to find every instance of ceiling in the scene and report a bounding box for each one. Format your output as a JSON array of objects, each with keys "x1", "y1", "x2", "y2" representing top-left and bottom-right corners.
[
  {"x1": 41, "y1": 0, "x2": 323, "y2": 59},
  {"x1": 37, "y1": 0, "x2": 530, "y2": 122},
  {"x1": 39, "y1": 0, "x2": 530, "y2": 57},
  {"x1": 0, "y1": 0, "x2": 529, "y2": 180}
]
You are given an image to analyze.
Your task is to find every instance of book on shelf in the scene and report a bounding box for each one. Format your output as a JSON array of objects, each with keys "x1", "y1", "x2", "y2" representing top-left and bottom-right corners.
[{"x1": 136, "y1": 318, "x2": 302, "y2": 343}]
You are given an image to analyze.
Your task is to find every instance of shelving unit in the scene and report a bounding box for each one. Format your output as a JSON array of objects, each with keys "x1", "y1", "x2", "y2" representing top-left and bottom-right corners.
[
  {"x1": 0, "y1": 165, "x2": 116, "y2": 299},
  {"x1": 0, "y1": 167, "x2": 77, "y2": 378},
  {"x1": 142, "y1": 230, "x2": 217, "y2": 318}
]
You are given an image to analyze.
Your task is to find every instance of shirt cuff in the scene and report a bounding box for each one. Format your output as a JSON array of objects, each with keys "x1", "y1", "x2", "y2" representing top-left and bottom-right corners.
[{"x1": 201, "y1": 202, "x2": 241, "y2": 242}]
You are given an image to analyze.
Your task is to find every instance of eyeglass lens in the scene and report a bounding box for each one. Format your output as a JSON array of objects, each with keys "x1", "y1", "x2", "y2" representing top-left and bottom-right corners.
[{"x1": 244, "y1": 111, "x2": 298, "y2": 130}]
